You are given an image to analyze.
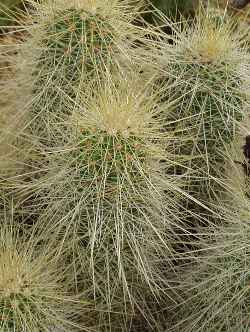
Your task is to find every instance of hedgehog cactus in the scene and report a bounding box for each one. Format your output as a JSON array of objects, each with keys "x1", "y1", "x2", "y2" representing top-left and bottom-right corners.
[
  {"x1": 3, "y1": 1, "x2": 250, "y2": 331},
  {"x1": 35, "y1": 75, "x2": 181, "y2": 289},
  {"x1": 0, "y1": 219, "x2": 88, "y2": 331},
  {"x1": 173, "y1": 193, "x2": 250, "y2": 332},
  {"x1": 70, "y1": 78, "x2": 161, "y2": 195},
  {"x1": 19, "y1": 0, "x2": 146, "y2": 142},
  {"x1": 155, "y1": 11, "x2": 250, "y2": 200}
]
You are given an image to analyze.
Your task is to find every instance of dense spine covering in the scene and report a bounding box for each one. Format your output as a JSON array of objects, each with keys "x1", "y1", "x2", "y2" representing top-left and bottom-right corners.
[
  {"x1": 1, "y1": 1, "x2": 250, "y2": 331},
  {"x1": 0, "y1": 218, "x2": 89, "y2": 331},
  {"x1": 155, "y1": 11, "x2": 249, "y2": 200},
  {"x1": 19, "y1": 0, "x2": 147, "y2": 143},
  {"x1": 1, "y1": 1, "x2": 186, "y2": 329},
  {"x1": 32, "y1": 75, "x2": 184, "y2": 329},
  {"x1": 173, "y1": 194, "x2": 250, "y2": 331}
]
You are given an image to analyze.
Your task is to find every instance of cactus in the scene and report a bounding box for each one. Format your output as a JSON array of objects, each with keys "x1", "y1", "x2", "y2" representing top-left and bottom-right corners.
[
  {"x1": 3, "y1": 0, "x2": 250, "y2": 330},
  {"x1": 28, "y1": 74, "x2": 184, "y2": 330},
  {"x1": 0, "y1": 217, "x2": 90, "y2": 331},
  {"x1": 168, "y1": 137, "x2": 250, "y2": 331},
  {"x1": 18, "y1": 0, "x2": 147, "y2": 143},
  {"x1": 172, "y1": 193, "x2": 250, "y2": 332},
  {"x1": 154, "y1": 10, "x2": 249, "y2": 201}
]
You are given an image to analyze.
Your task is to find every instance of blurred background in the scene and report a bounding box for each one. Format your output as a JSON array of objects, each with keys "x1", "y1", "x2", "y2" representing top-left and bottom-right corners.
[
  {"x1": 0, "y1": 0, "x2": 200, "y2": 28},
  {"x1": 1, "y1": 1, "x2": 250, "y2": 31},
  {"x1": 0, "y1": 0, "x2": 195, "y2": 34}
]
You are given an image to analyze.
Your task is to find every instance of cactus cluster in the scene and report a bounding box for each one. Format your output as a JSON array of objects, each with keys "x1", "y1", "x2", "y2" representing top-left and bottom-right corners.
[{"x1": 1, "y1": 0, "x2": 250, "y2": 331}]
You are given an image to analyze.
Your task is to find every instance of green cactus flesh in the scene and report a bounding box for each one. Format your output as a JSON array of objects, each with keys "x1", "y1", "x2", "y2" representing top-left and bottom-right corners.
[
  {"x1": 168, "y1": 60, "x2": 244, "y2": 197},
  {"x1": 77, "y1": 130, "x2": 147, "y2": 188},
  {"x1": 0, "y1": 294, "x2": 35, "y2": 330},
  {"x1": 41, "y1": 8, "x2": 114, "y2": 81},
  {"x1": 31, "y1": 8, "x2": 115, "y2": 138}
]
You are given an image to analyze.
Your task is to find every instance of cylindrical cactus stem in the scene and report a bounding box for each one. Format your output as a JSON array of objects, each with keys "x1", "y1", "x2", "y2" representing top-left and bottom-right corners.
[
  {"x1": 17, "y1": 0, "x2": 148, "y2": 142},
  {"x1": 29, "y1": 74, "x2": 185, "y2": 328},
  {"x1": 155, "y1": 10, "x2": 250, "y2": 200},
  {"x1": 0, "y1": 213, "x2": 91, "y2": 332},
  {"x1": 173, "y1": 192, "x2": 250, "y2": 331}
]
